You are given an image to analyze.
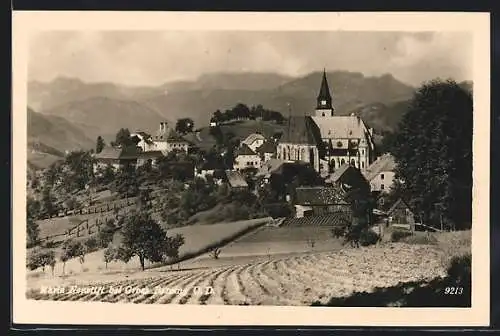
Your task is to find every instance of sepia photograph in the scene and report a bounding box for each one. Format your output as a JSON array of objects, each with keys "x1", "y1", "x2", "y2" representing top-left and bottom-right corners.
[{"x1": 12, "y1": 11, "x2": 490, "y2": 326}]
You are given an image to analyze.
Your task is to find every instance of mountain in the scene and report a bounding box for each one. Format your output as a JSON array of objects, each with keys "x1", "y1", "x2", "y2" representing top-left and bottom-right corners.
[
  {"x1": 28, "y1": 107, "x2": 95, "y2": 152},
  {"x1": 28, "y1": 77, "x2": 164, "y2": 112},
  {"x1": 143, "y1": 71, "x2": 416, "y2": 128},
  {"x1": 27, "y1": 107, "x2": 96, "y2": 169},
  {"x1": 39, "y1": 97, "x2": 167, "y2": 141}
]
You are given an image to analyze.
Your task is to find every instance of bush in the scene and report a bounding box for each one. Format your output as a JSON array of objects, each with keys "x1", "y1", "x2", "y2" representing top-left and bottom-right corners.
[
  {"x1": 359, "y1": 229, "x2": 380, "y2": 246},
  {"x1": 27, "y1": 248, "x2": 56, "y2": 272},
  {"x1": 391, "y1": 229, "x2": 413, "y2": 242},
  {"x1": 401, "y1": 232, "x2": 438, "y2": 245},
  {"x1": 84, "y1": 236, "x2": 99, "y2": 253}
]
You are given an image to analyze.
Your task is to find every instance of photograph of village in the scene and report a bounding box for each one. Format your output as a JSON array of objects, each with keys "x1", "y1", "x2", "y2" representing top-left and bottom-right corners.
[{"x1": 24, "y1": 30, "x2": 473, "y2": 307}]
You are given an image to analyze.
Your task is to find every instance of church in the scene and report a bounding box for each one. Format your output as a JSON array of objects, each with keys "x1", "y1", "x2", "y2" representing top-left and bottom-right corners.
[{"x1": 276, "y1": 70, "x2": 376, "y2": 176}]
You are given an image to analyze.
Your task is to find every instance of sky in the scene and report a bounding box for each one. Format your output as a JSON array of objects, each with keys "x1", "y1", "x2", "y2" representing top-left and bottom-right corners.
[{"x1": 28, "y1": 31, "x2": 473, "y2": 87}]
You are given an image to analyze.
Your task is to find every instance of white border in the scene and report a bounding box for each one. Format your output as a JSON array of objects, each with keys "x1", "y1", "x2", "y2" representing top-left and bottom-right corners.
[{"x1": 12, "y1": 11, "x2": 490, "y2": 326}]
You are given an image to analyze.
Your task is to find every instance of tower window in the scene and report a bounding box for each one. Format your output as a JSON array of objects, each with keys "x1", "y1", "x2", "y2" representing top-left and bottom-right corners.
[
  {"x1": 381, "y1": 173, "x2": 385, "y2": 180},
  {"x1": 322, "y1": 112, "x2": 325, "y2": 117},
  {"x1": 381, "y1": 184, "x2": 385, "y2": 190}
]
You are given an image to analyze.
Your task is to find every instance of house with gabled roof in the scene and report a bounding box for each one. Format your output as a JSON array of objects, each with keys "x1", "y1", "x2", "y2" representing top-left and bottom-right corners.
[
  {"x1": 234, "y1": 143, "x2": 261, "y2": 171},
  {"x1": 152, "y1": 121, "x2": 189, "y2": 153},
  {"x1": 131, "y1": 131, "x2": 156, "y2": 152},
  {"x1": 325, "y1": 163, "x2": 370, "y2": 194},
  {"x1": 363, "y1": 153, "x2": 397, "y2": 193},
  {"x1": 294, "y1": 186, "x2": 350, "y2": 218},
  {"x1": 256, "y1": 140, "x2": 277, "y2": 162},
  {"x1": 93, "y1": 146, "x2": 140, "y2": 172},
  {"x1": 242, "y1": 133, "x2": 266, "y2": 152}
]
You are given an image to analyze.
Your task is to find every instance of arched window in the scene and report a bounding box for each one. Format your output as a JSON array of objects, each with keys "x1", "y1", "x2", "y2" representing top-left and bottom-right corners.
[
  {"x1": 282, "y1": 147, "x2": 286, "y2": 159},
  {"x1": 350, "y1": 159, "x2": 356, "y2": 167},
  {"x1": 341, "y1": 159, "x2": 346, "y2": 165},
  {"x1": 301, "y1": 148, "x2": 306, "y2": 161},
  {"x1": 287, "y1": 146, "x2": 291, "y2": 161},
  {"x1": 309, "y1": 148, "x2": 315, "y2": 168}
]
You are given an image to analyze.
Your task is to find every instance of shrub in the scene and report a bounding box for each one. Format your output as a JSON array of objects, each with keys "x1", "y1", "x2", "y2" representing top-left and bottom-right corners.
[
  {"x1": 27, "y1": 248, "x2": 56, "y2": 273},
  {"x1": 391, "y1": 229, "x2": 413, "y2": 242},
  {"x1": 446, "y1": 253, "x2": 471, "y2": 285},
  {"x1": 84, "y1": 236, "x2": 99, "y2": 253},
  {"x1": 401, "y1": 232, "x2": 438, "y2": 245},
  {"x1": 359, "y1": 229, "x2": 380, "y2": 246}
]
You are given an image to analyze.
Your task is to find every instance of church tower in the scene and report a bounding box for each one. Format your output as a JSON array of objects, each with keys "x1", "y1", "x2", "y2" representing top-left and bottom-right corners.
[{"x1": 315, "y1": 69, "x2": 334, "y2": 117}]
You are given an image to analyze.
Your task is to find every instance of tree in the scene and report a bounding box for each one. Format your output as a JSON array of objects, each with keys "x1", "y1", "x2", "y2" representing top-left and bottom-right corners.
[
  {"x1": 114, "y1": 128, "x2": 133, "y2": 148},
  {"x1": 175, "y1": 118, "x2": 195, "y2": 135},
  {"x1": 60, "y1": 239, "x2": 85, "y2": 274},
  {"x1": 97, "y1": 218, "x2": 117, "y2": 248},
  {"x1": 96, "y1": 136, "x2": 106, "y2": 154},
  {"x1": 119, "y1": 212, "x2": 185, "y2": 271},
  {"x1": 41, "y1": 187, "x2": 57, "y2": 218},
  {"x1": 103, "y1": 246, "x2": 116, "y2": 269},
  {"x1": 391, "y1": 79, "x2": 472, "y2": 230},
  {"x1": 27, "y1": 248, "x2": 56, "y2": 274},
  {"x1": 27, "y1": 197, "x2": 41, "y2": 247}
]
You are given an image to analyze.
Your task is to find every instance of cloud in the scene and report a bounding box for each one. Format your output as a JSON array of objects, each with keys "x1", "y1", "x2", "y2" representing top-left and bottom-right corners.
[{"x1": 28, "y1": 31, "x2": 472, "y2": 86}]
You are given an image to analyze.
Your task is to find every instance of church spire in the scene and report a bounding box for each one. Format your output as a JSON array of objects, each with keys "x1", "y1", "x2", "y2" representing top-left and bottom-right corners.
[{"x1": 315, "y1": 69, "x2": 334, "y2": 116}]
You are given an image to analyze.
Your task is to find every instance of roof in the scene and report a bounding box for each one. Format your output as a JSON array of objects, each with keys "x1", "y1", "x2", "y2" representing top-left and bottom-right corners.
[
  {"x1": 387, "y1": 198, "x2": 413, "y2": 215},
  {"x1": 363, "y1": 153, "x2": 397, "y2": 181},
  {"x1": 94, "y1": 146, "x2": 139, "y2": 160},
  {"x1": 311, "y1": 115, "x2": 369, "y2": 139},
  {"x1": 225, "y1": 170, "x2": 249, "y2": 188},
  {"x1": 137, "y1": 150, "x2": 164, "y2": 159},
  {"x1": 295, "y1": 186, "x2": 346, "y2": 205},
  {"x1": 242, "y1": 133, "x2": 265, "y2": 146},
  {"x1": 327, "y1": 164, "x2": 351, "y2": 183},
  {"x1": 280, "y1": 116, "x2": 322, "y2": 145},
  {"x1": 256, "y1": 141, "x2": 277, "y2": 154},
  {"x1": 132, "y1": 131, "x2": 154, "y2": 144},
  {"x1": 236, "y1": 143, "x2": 257, "y2": 156},
  {"x1": 317, "y1": 70, "x2": 333, "y2": 106},
  {"x1": 256, "y1": 158, "x2": 287, "y2": 177}
]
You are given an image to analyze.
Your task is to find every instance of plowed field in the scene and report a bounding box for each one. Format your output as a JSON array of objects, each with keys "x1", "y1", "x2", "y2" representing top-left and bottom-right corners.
[{"x1": 27, "y1": 243, "x2": 447, "y2": 306}]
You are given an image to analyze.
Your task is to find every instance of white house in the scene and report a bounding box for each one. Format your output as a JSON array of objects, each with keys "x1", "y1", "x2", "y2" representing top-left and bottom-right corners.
[
  {"x1": 363, "y1": 153, "x2": 397, "y2": 192},
  {"x1": 234, "y1": 144, "x2": 261, "y2": 171},
  {"x1": 130, "y1": 131, "x2": 156, "y2": 152},
  {"x1": 152, "y1": 121, "x2": 189, "y2": 153},
  {"x1": 241, "y1": 133, "x2": 266, "y2": 152}
]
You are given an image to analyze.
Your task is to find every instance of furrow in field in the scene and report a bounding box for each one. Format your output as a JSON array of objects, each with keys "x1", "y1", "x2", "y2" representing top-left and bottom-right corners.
[
  {"x1": 153, "y1": 272, "x2": 200, "y2": 304},
  {"x1": 187, "y1": 268, "x2": 228, "y2": 305},
  {"x1": 158, "y1": 270, "x2": 211, "y2": 304},
  {"x1": 220, "y1": 264, "x2": 248, "y2": 305},
  {"x1": 130, "y1": 277, "x2": 177, "y2": 304},
  {"x1": 170, "y1": 269, "x2": 216, "y2": 305},
  {"x1": 256, "y1": 259, "x2": 302, "y2": 306},
  {"x1": 139, "y1": 273, "x2": 189, "y2": 304},
  {"x1": 237, "y1": 262, "x2": 273, "y2": 305},
  {"x1": 204, "y1": 266, "x2": 235, "y2": 306}
]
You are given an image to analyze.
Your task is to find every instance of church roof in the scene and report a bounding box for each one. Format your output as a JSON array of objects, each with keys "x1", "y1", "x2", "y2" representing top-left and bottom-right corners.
[
  {"x1": 256, "y1": 141, "x2": 277, "y2": 154},
  {"x1": 311, "y1": 115, "x2": 369, "y2": 139},
  {"x1": 280, "y1": 116, "x2": 322, "y2": 145},
  {"x1": 317, "y1": 69, "x2": 332, "y2": 102}
]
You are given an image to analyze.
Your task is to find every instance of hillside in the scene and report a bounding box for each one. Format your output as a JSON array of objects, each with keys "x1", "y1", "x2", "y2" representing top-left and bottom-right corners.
[
  {"x1": 27, "y1": 108, "x2": 94, "y2": 153},
  {"x1": 39, "y1": 97, "x2": 167, "y2": 141}
]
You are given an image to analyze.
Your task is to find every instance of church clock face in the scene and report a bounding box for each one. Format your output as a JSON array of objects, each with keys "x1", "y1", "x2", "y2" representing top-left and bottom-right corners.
[{"x1": 321, "y1": 100, "x2": 327, "y2": 106}]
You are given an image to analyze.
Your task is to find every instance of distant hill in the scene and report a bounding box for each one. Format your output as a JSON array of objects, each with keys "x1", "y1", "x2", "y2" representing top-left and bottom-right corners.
[
  {"x1": 142, "y1": 71, "x2": 417, "y2": 128},
  {"x1": 28, "y1": 107, "x2": 95, "y2": 153},
  {"x1": 39, "y1": 97, "x2": 167, "y2": 141}
]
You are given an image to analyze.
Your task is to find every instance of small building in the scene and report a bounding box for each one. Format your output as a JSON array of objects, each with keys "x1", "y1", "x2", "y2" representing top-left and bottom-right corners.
[
  {"x1": 241, "y1": 133, "x2": 266, "y2": 152},
  {"x1": 363, "y1": 153, "x2": 397, "y2": 193},
  {"x1": 136, "y1": 150, "x2": 164, "y2": 167},
  {"x1": 386, "y1": 198, "x2": 416, "y2": 231},
  {"x1": 256, "y1": 141, "x2": 277, "y2": 163},
  {"x1": 93, "y1": 146, "x2": 139, "y2": 172},
  {"x1": 234, "y1": 143, "x2": 261, "y2": 171},
  {"x1": 130, "y1": 131, "x2": 156, "y2": 152},
  {"x1": 224, "y1": 170, "x2": 249, "y2": 190},
  {"x1": 325, "y1": 163, "x2": 370, "y2": 194},
  {"x1": 195, "y1": 160, "x2": 227, "y2": 180},
  {"x1": 153, "y1": 121, "x2": 189, "y2": 153},
  {"x1": 294, "y1": 186, "x2": 349, "y2": 218}
]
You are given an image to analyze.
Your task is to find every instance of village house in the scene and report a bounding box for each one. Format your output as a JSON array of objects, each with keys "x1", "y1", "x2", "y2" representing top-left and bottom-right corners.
[
  {"x1": 363, "y1": 153, "x2": 397, "y2": 193},
  {"x1": 325, "y1": 163, "x2": 370, "y2": 194},
  {"x1": 256, "y1": 140, "x2": 277, "y2": 163},
  {"x1": 233, "y1": 143, "x2": 261, "y2": 171},
  {"x1": 93, "y1": 146, "x2": 139, "y2": 173},
  {"x1": 294, "y1": 186, "x2": 349, "y2": 218},
  {"x1": 152, "y1": 121, "x2": 189, "y2": 153},
  {"x1": 385, "y1": 198, "x2": 417, "y2": 232},
  {"x1": 276, "y1": 70, "x2": 376, "y2": 176},
  {"x1": 130, "y1": 131, "x2": 156, "y2": 152},
  {"x1": 136, "y1": 150, "x2": 164, "y2": 168},
  {"x1": 241, "y1": 133, "x2": 266, "y2": 152}
]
